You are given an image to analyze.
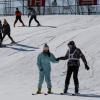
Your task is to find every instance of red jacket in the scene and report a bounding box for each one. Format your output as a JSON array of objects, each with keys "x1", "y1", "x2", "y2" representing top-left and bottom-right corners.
[{"x1": 15, "y1": 11, "x2": 22, "y2": 16}]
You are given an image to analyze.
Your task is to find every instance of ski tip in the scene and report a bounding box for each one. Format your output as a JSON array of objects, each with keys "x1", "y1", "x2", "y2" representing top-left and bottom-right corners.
[
  {"x1": 72, "y1": 93, "x2": 80, "y2": 96},
  {"x1": 60, "y1": 93, "x2": 64, "y2": 95},
  {"x1": 0, "y1": 45, "x2": 7, "y2": 48},
  {"x1": 44, "y1": 93, "x2": 48, "y2": 95},
  {"x1": 72, "y1": 94, "x2": 75, "y2": 96},
  {"x1": 32, "y1": 93, "x2": 34, "y2": 95}
]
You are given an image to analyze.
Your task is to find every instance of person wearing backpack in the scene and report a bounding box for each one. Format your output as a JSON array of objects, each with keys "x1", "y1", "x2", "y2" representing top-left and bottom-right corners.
[{"x1": 56, "y1": 41, "x2": 90, "y2": 94}]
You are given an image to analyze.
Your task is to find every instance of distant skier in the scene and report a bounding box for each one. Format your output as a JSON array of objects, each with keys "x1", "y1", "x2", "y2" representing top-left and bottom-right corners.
[
  {"x1": 37, "y1": 44, "x2": 58, "y2": 94},
  {"x1": 0, "y1": 20, "x2": 2, "y2": 47},
  {"x1": 14, "y1": 8, "x2": 25, "y2": 27},
  {"x1": 2, "y1": 19, "x2": 15, "y2": 44},
  {"x1": 56, "y1": 41, "x2": 90, "y2": 94},
  {"x1": 28, "y1": 8, "x2": 41, "y2": 27}
]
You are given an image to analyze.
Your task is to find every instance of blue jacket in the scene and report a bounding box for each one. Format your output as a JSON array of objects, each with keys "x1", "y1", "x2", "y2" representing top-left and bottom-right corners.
[{"x1": 37, "y1": 52, "x2": 58, "y2": 72}]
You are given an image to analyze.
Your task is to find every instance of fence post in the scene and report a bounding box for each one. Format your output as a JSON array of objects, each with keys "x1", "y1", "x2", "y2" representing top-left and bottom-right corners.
[{"x1": 23, "y1": 0, "x2": 24, "y2": 15}]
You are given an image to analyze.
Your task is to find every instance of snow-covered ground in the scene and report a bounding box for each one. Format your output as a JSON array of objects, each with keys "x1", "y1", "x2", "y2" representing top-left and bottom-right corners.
[{"x1": 0, "y1": 15, "x2": 100, "y2": 100}]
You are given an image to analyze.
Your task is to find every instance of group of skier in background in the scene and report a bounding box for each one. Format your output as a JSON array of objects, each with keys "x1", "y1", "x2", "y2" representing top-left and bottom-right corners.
[
  {"x1": 14, "y1": 7, "x2": 41, "y2": 27},
  {"x1": 37, "y1": 42, "x2": 90, "y2": 95},
  {"x1": 0, "y1": 7, "x2": 41, "y2": 47}
]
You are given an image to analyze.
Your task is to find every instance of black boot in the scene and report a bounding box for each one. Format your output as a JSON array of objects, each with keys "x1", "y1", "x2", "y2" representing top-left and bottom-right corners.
[
  {"x1": 75, "y1": 85, "x2": 79, "y2": 94},
  {"x1": 48, "y1": 88, "x2": 52, "y2": 94},
  {"x1": 11, "y1": 41, "x2": 16, "y2": 44},
  {"x1": 37, "y1": 88, "x2": 41, "y2": 94},
  {"x1": 63, "y1": 86, "x2": 68, "y2": 93},
  {"x1": 37, "y1": 23, "x2": 41, "y2": 26}
]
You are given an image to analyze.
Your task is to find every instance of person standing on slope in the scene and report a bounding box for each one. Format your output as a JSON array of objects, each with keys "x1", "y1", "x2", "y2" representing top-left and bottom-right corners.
[
  {"x1": 56, "y1": 41, "x2": 90, "y2": 94},
  {"x1": 0, "y1": 20, "x2": 3, "y2": 47},
  {"x1": 14, "y1": 8, "x2": 25, "y2": 27},
  {"x1": 37, "y1": 44, "x2": 58, "y2": 94},
  {"x1": 28, "y1": 8, "x2": 41, "y2": 27},
  {"x1": 2, "y1": 19, "x2": 15, "y2": 44}
]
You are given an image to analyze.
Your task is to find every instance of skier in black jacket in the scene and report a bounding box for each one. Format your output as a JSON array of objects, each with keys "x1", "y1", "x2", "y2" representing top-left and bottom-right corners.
[
  {"x1": 0, "y1": 20, "x2": 2, "y2": 47},
  {"x1": 28, "y1": 8, "x2": 41, "y2": 27},
  {"x1": 56, "y1": 41, "x2": 90, "y2": 94},
  {"x1": 2, "y1": 19, "x2": 15, "y2": 44}
]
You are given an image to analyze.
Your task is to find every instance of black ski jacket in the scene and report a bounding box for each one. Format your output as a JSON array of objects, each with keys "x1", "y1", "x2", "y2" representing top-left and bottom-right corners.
[
  {"x1": 0, "y1": 23, "x2": 2, "y2": 33},
  {"x1": 2, "y1": 23, "x2": 10, "y2": 34},
  {"x1": 58, "y1": 47, "x2": 87, "y2": 67}
]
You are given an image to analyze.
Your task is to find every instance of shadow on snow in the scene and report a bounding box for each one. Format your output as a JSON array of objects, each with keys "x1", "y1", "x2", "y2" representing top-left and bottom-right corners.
[
  {"x1": 53, "y1": 93, "x2": 100, "y2": 98},
  {"x1": 5, "y1": 43, "x2": 39, "y2": 52}
]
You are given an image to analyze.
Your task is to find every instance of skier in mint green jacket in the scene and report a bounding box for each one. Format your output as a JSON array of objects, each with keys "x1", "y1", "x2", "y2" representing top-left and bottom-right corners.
[{"x1": 37, "y1": 44, "x2": 58, "y2": 94}]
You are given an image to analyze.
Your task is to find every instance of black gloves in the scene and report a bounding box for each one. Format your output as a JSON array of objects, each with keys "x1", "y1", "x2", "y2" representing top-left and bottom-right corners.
[
  {"x1": 56, "y1": 58, "x2": 60, "y2": 61},
  {"x1": 85, "y1": 64, "x2": 90, "y2": 70},
  {"x1": 40, "y1": 68, "x2": 43, "y2": 71}
]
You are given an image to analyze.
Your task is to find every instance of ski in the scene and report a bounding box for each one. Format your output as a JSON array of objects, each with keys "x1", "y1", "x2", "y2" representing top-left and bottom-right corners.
[
  {"x1": 18, "y1": 25, "x2": 41, "y2": 27},
  {"x1": 32, "y1": 92, "x2": 100, "y2": 98},
  {"x1": 60, "y1": 92, "x2": 83, "y2": 96},
  {"x1": 44, "y1": 93, "x2": 48, "y2": 95},
  {"x1": 72, "y1": 93, "x2": 79, "y2": 96},
  {"x1": 32, "y1": 93, "x2": 44, "y2": 95},
  {"x1": 6, "y1": 43, "x2": 16, "y2": 46},
  {"x1": 17, "y1": 25, "x2": 27, "y2": 27},
  {"x1": 18, "y1": 25, "x2": 57, "y2": 28},
  {"x1": 44, "y1": 93, "x2": 54, "y2": 95},
  {"x1": 60, "y1": 93, "x2": 95, "y2": 97},
  {"x1": 4, "y1": 40, "x2": 23, "y2": 46},
  {"x1": 60, "y1": 93, "x2": 74, "y2": 96},
  {"x1": 32, "y1": 93, "x2": 54, "y2": 95},
  {"x1": 44, "y1": 92, "x2": 71, "y2": 95},
  {"x1": 0, "y1": 45, "x2": 7, "y2": 48}
]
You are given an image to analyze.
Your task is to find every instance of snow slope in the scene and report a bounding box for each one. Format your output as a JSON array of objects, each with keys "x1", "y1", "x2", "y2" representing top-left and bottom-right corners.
[{"x1": 0, "y1": 15, "x2": 100, "y2": 100}]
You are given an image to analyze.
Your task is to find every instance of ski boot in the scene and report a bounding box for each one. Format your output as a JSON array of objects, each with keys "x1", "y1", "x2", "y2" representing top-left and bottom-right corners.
[
  {"x1": 14, "y1": 23, "x2": 15, "y2": 27},
  {"x1": 75, "y1": 85, "x2": 79, "y2": 94},
  {"x1": 37, "y1": 23, "x2": 41, "y2": 26},
  {"x1": 11, "y1": 41, "x2": 16, "y2": 44},
  {"x1": 48, "y1": 88, "x2": 52, "y2": 94},
  {"x1": 64, "y1": 86, "x2": 68, "y2": 93},
  {"x1": 37, "y1": 88, "x2": 42, "y2": 94}
]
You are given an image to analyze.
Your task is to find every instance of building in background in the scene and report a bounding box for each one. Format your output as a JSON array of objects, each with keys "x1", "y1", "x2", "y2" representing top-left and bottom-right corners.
[
  {"x1": 0, "y1": 0, "x2": 100, "y2": 15},
  {"x1": 77, "y1": 0, "x2": 98, "y2": 14}
]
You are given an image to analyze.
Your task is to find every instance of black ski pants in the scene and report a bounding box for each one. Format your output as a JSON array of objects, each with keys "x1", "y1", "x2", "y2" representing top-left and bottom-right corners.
[
  {"x1": 2, "y1": 33, "x2": 14, "y2": 42},
  {"x1": 14, "y1": 16, "x2": 24, "y2": 25},
  {"x1": 29, "y1": 15, "x2": 40, "y2": 26},
  {"x1": 64, "y1": 66, "x2": 79, "y2": 93},
  {"x1": 0, "y1": 33, "x2": 2, "y2": 45}
]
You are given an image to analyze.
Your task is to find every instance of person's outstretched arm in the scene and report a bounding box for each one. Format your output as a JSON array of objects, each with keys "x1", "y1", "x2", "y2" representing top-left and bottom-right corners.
[
  {"x1": 56, "y1": 51, "x2": 69, "y2": 61},
  {"x1": 50, "y1": 53, "x2": 59, "y2": 63}
]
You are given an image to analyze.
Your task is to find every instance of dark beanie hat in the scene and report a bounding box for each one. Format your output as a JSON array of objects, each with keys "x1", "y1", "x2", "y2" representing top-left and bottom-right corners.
[
  {"x1": 43, "y1": 43, "x2": 49, "y2": 50},
  {"x1": 68, "y1": 41, "x2": 75, "y2": 46}
]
